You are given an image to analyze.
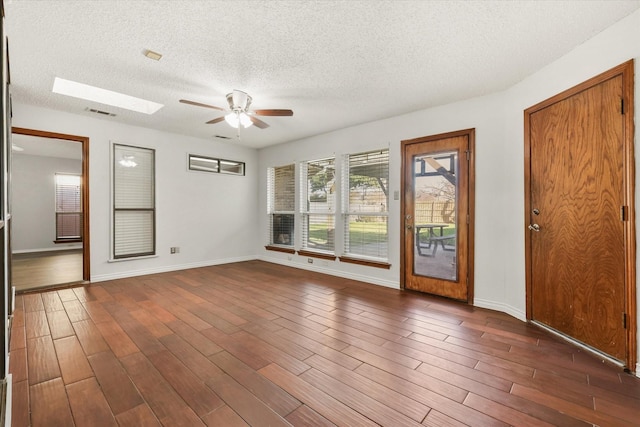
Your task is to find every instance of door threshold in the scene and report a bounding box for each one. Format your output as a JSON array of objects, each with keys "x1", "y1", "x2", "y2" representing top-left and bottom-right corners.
[{"x1": 531, "y1": 320, "x2": 625, "y2": 369}]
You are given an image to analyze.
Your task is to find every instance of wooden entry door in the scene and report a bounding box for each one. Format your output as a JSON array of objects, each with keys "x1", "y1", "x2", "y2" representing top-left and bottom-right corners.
[
  {"x1": 401, "y1": 129, "x2": 474, "y2": 302},
  {"x1": 525, "y1": 61, "x2": 635, "y2": 365}
]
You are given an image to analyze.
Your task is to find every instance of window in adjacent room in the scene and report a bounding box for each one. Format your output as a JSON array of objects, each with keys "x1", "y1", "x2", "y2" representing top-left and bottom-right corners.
[
  {"x1": 54, "y1": 173, "x2": 82, "y2": 242},
  {"x1": 112, "y1": 144, "x2": 155, "y2": 259},
  {"x1": 267, "y1": 164, "x2": 295, "y2": 250},
  {"x1": 342, "y1": 149, "x2": 389, "y2": 262},
  {"x1": 300, "y1": 157, "x2": 336, "y2": 254}
]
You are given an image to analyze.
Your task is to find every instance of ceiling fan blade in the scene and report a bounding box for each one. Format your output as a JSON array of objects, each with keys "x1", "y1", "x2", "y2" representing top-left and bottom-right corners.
[
  {"x1": 253, "y1": 109, "x2": 294, "y2": 116},
  {"x1": 206, "y1": 116, "x2": 226, "y2": 124},
  {"x1": 180, "y1": 99, "x2": 225, "y2": 111},
  {"x1": 249, "y1": 116, "x2": 270, "y2": 129}
]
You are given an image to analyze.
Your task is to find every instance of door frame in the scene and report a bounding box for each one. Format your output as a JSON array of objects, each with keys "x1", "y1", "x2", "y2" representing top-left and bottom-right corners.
[
  {"x1": 400, "y1": 128, "x2": 475, "y2": 303},
  {"x1": 11, "y1": 127, "x2": 90, "y2": 282},
  {"x1": 524, "y1": 60, "x2": 636, "y2": 369}
]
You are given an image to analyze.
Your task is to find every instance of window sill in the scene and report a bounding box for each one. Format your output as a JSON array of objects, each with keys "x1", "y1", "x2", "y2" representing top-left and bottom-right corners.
[
  {"x1": 54, "y1": 239, "x2": 83, "y2": 244},
  {"x1": 297, "y1": 249, "x2": 337, "y2": 261},
  {"x1": 265, "y1": 245, "x2": 295, "y2": 254},
  {"x1": 108, "y1": 254, "x2": 158, "y2": 263},
  {"x1": 339, "y1": 256, "x2": 391, "y2": 269}
]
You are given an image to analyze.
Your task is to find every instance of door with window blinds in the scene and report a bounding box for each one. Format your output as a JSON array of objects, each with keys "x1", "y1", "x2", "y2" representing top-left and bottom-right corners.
[{"x1": 113, "y1": 144, "x2": 155, "y2": 258}]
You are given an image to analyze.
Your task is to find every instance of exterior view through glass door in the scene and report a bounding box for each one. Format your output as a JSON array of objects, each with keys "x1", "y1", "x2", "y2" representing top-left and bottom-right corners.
[{"x1": 402, "y1": 129, "x2": 474, "y2": 302}]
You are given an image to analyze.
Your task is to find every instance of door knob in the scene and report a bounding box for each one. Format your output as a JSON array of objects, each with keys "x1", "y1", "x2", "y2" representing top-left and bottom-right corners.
[{"x1": 528, "y1": 224, "x2": 540, "y2": 232}]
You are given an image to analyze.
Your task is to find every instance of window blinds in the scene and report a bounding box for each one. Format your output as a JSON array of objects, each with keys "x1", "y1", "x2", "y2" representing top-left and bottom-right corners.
[
  {"x1": 342, "y1": 149, "x2": 389, "y2": 260},
  {"x1": 301, "y1": 157, "x2": 335, "y2": 252},
  {"x1": 113, "y1": 144, "x2": 155, "y2": 258},
  {"x1": 267, "y1": 164, "x2": 295, "y2": 246},
  {"x1": 55, "y1": 174, "x2": 82, "y2": 239}
]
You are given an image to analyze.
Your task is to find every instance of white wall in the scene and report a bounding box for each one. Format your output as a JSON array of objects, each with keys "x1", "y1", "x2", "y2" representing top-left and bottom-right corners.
[
  {"x1": 258, "y1": 9, "x2": 640, "y2": 369},
  {"x1": 11, "y1": 104, "x2": 259, "y2": 281},
  {"x1": 12, "y1": 154, "x2": 81, "y2": 252}
]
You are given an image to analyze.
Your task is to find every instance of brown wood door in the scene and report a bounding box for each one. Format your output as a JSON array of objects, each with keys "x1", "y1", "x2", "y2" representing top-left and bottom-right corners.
[
  {"x1": 401, "y1": 130, "x2": 474, "y2": 302},
  {"x1": 526, "y1": 65, "x2": 633, "y2": 363}
]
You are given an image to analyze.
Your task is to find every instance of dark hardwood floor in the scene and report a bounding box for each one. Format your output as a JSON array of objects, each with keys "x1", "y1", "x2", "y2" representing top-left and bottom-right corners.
[{"x1": 9, "y1": 260, "x2": 640, "y2": 426}]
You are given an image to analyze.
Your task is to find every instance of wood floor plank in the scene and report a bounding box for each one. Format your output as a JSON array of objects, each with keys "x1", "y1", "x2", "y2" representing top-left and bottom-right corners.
[
  {"x1": 511, "y1": 383, "x2": 635, "y2": 427},
  {"x1": 27, "y1": 335, "x2": 61, "y2": 385},
  {"x1": 46, "y1": 309, "x2": 75, "y2": 340},
  {"x1": 41, "y1": 291, "x2": 65, "y2": 312},
  {"x1": 159, "y1": 333, "x2": 225, "y2": 381},
  {"x1": 11, "y1": 380, "x2": 30, "y2": 427},
  {"x1": 9, "y1": 346, "x2": 28, "y2": 383},
  {"x1": 25, "y1": 309, "x2": 50, "y2": 339},
  {"x1": 300, "y1": 367, "x2": 424, "y2": 426},
  {"x1": 285, "y1": 405, "x2": 337, "y2": 427},
  {"x1": 115, "y1": 403, "x2": 162, "y2": 427},
  {"x1": 209, "y1": 351, "x2": 302, "y2": 417},
  {"x1": 201, "y1": 405, "x2": 250, "y2": 427},
  {"x1": 63, "y1": 299, "x2": 91, "y2": 322},
  {"x1": 258, "y1": 363, "x2": 379, "y2": 427},
  {"x1": 30, "y1": 378, "x2": 74, "y2": 427},
  {"x1": 165, "y1": 319, "x2": 223, "y2": 356},
  {"x1": 120, "y1": 352, "x2": 205, "y2": 426},
  {"x1": 22, "y1": 293, "x2": 44, "y2": 312},
  {"x1": 57, "y1": 288, "x2": 80, "y2": 302},
  {"x1": 53, "y1": 335, "x2": 94, "y2": 385},
  {"x1": 306, "y1": 354, "x2": 430, "y2": 422},
  {"x1": 88, "y1": 350, "x2": 145, "y2": 415},
  {"x1": 463, "y1": 393, "x2": 556, "y2": 427},
  {"x1": 93, "y1": 318, "x2": 140, "y2": 358},
  {"x1": 66, "y1": 377, "x2": 118, "y2": 426},
  {"x1": 129, "y1": 308, "x2": 174, "y2": 338},
  {"x1": 82, "y1": 300, "x2": 115, "y2": 324},
  {"x1": 204, "y1": 372, "x2": 293, "y2": 427},
  {"x1": 147, "y1": 350, "x2": 224, "y2": 416},
  {"x1": 10, "y1": 323, "x2": 26, "y2": 351},
  {"x1": 72, "y1": 319, "x2": 111, "y2": 356}
]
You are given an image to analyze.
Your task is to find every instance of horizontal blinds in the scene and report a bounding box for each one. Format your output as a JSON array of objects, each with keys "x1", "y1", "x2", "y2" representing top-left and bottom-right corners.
[
  {"x1": 113, "y1": 144, "x2": 155, "y2": 258},
  {"x1": 268, "y1": 164, "x2": 295, "y2": 246},
  {"x1": 343, "y1": 149, "x2": 389, "y2": 259},
  {"x1": 114, "y1": 211, "x2": 154, "y2": 257},
  {"x1": 114, "y1": 145, "x2": 154, "y2": 209},
  {"x1": 55, "y1": 174, "x2": 82, "y2": 239},
  {"x1": 302, "y1": 157, "x2": 335, "y2": 252}
]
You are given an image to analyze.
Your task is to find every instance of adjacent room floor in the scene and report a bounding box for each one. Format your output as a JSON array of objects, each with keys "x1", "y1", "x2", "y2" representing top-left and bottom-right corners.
[
  {"x1": 11, "y1": 249, "x2": 83, "y2": 292},
  {"x1": 9, "y1": 260, "x2": 640, "y2": 426}
]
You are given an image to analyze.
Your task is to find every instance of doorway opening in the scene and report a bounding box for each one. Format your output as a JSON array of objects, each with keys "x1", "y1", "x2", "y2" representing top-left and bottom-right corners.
[{"x1": 11, "y1": 128, "x2": 89, "y2": 292}]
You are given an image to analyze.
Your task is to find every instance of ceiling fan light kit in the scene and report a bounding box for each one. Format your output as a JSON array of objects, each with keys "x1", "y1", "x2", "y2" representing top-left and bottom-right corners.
[{"x1": 180, "y1": 89, "x2": 294, "y2": 131}]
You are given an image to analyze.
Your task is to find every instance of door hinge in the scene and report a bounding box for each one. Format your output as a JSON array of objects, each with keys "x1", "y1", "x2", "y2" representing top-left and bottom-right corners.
[
  {"x1": 465, "y1": 150, "x2": 471, "y2": 161},
  {"x1": 466, "y1": 214, "x2": 470, "y2": 224},
  {"x1": 623, "y1": 312, "x2": 627, "y2": 329},
  {"x1": 621, "y1": 205, "x2": 628, "y2": 221},
  {"x1": 621, "y1": 98, "x2": 625, "y2": 115}
]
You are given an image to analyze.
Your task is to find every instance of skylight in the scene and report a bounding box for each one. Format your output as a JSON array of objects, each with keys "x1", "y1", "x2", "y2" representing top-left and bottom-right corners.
[{"x1": 52, "y1": 77, "x2": 163, "y2": 115}]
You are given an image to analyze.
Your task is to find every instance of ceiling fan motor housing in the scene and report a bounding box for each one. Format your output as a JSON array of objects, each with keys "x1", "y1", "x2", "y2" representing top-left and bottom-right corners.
[{"x1": 227, "y1": 90, "x2": 252, "y2": 112}]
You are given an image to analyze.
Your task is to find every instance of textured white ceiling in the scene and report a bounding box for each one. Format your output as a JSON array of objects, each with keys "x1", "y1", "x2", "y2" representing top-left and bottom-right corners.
[{"x1": 5, "y1": 1, "x2": 640, "y2": 149}]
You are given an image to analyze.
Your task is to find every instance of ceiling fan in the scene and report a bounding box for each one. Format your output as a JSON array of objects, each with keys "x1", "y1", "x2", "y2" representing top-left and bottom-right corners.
[{"x1": 180, "y1": 89, "x2": 293, "y2": 129}]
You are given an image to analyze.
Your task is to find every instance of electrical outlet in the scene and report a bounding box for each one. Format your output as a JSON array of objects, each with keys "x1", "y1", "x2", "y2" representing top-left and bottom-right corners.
[
  {"x1": 170, "y1": 247, "x2": 180, "y2": 254},
  {"x1": 307, "y1": 258, "x2": 313, "y2": 264}
]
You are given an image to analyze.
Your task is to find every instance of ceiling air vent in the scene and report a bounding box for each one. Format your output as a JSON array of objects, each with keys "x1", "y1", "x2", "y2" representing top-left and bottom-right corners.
[
  {"x1": 85, "y1": 107, "x2": 116, "y2": 117},
  {"x1": 214, "y1": 135, "x2": 232, "y2": 140}
]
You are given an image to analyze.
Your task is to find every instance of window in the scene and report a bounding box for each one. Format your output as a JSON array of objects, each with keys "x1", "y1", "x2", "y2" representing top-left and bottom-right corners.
[
  {"x1": 188, "y1": 154, "x2": 245, "y2": 176},
  {"x1": 113, "y1": 144, "x2": 155, "y2": 259},
  {"x1": 267, "y1": 164, "x2": 295, "y2": 248},
  {"x1": 342, "y1": 149, "x2": 389, "y2": 260},
  {"x1": 301, "y1": 157, "x2": 336, "y2": 253},
  {"x1": 55, "y1": 173, "x2": 82, "y2": 241}
]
